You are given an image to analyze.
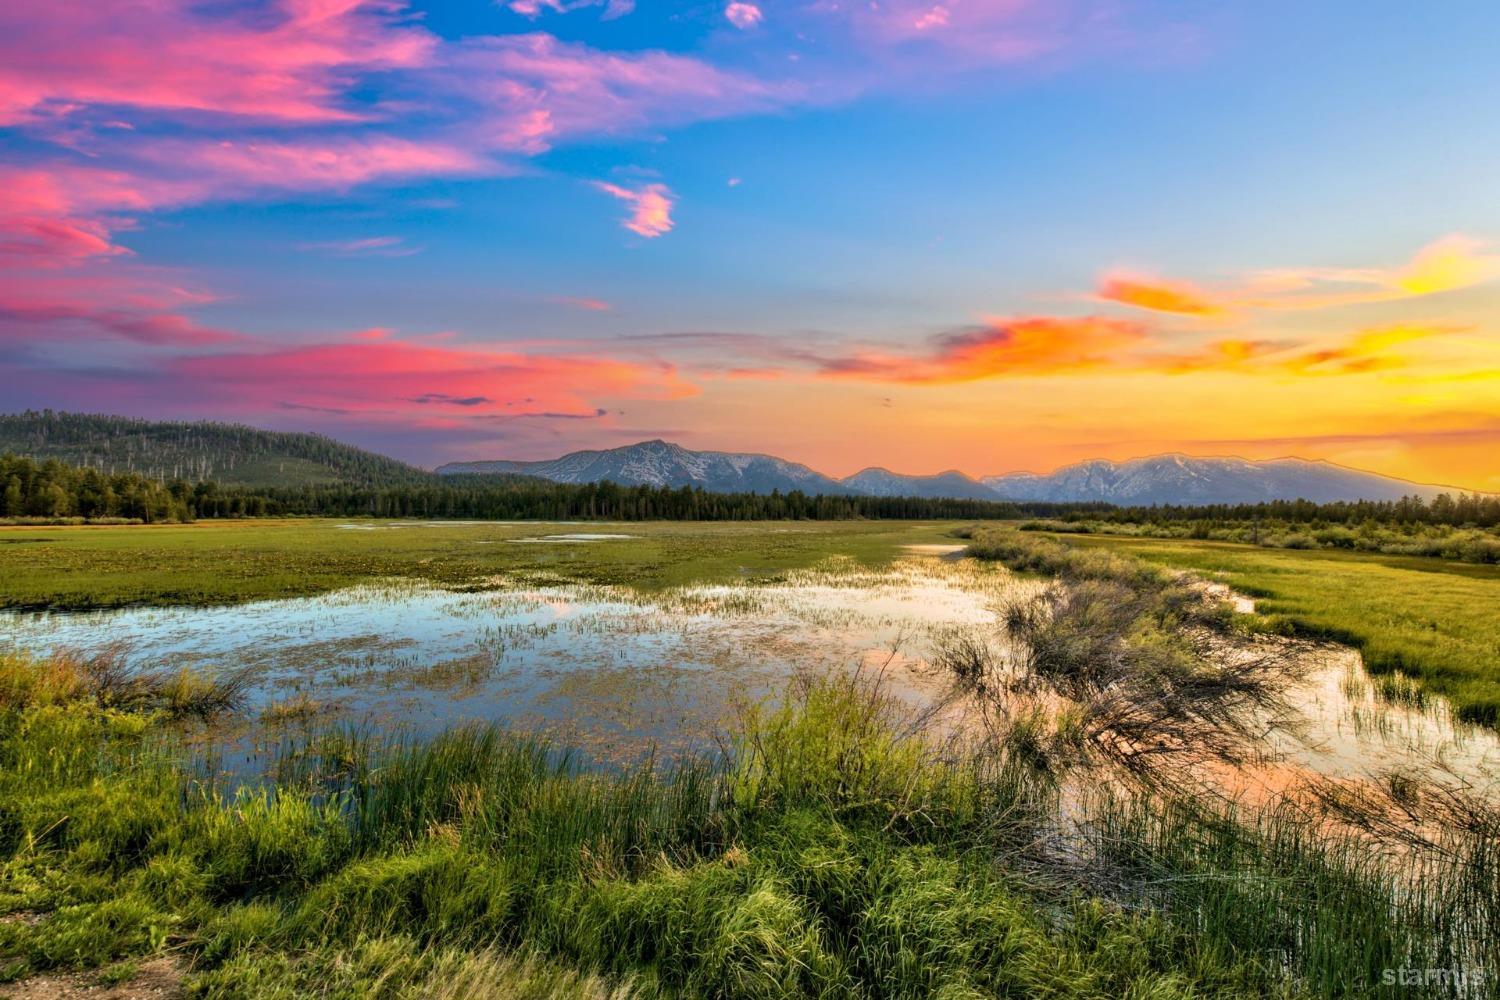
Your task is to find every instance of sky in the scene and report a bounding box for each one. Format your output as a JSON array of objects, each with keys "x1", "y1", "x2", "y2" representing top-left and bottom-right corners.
[{"x1": 1, "y1": 0, "x2": 1498, "y2": 489}]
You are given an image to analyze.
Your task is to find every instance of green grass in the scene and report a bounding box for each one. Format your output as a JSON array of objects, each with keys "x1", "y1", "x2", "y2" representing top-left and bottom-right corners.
[
  {"x1": 0, "y1": 519, "x2": 963, "y2": 611},
  {"x1": 7, "y1": 652, "x2": 1494, "y2": 998},
  {"x1": 1039, "y1": 533, "x2": 1500, "y2": 727}
]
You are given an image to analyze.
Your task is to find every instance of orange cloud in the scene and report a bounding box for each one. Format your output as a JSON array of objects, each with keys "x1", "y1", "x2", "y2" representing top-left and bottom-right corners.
[
  {"x1": 1151, "y1": 338, "x2": 1287, "y2": 372},
  {"x1": 818, "y1": 316, "x2": 1150, "y2": 383},
  {"x1": 806, "y1": 317, "x2": 1468, "y2": 386},
  {"x1": 1101, "y1": 234, "x2": 1500, "y2": 317},
  {"x1": 1392, "y1": 234, "x2": 1500, "y2": 295},
  {"x1": 1274, "y1": 324, "x2": 1457, "y2": 376},
  {"x1": 1098, "y1": 274, "x2": 1224, "y2": 317},
  {"x1": 1147, "y1": 324, "x2": 1461, "y2": 377}
]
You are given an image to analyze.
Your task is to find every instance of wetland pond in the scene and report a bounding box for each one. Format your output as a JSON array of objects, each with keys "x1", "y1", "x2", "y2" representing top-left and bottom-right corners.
[
  {"x1": 2, "y1": 542, "x2": 1496, "y2": 802},
  {"x1": 0, "y1": 551, "x2": 1028, "y2": 767}
]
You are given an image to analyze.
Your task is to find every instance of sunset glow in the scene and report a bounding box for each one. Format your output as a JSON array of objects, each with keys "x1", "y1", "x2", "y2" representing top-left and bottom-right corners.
[{"x1": 2, "y1": 0, "x2": 1497, "y2": 490}]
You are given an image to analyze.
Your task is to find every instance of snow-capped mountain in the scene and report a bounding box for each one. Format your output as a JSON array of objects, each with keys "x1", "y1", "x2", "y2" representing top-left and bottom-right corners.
[
  {"x1": 841, "y1": 468, "x2": 1001, "y2": 500},
  {"x1": 981, "y1": 454, "x2": 1453, "y2": 505},
  {"x1": 437, "y1": 439, "x2": 855, "y2": 495},
  {"x1": 439, "y1": 441, "x2": 1464, "y2": 505}
]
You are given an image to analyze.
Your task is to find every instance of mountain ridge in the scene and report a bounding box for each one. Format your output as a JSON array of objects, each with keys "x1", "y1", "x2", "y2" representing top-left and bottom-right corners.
[
  {"x1": 440, "y1": 441, "x2": 1474, "y2": 504},
  {"x1": 1, "y1": 412, "x2": 1476, "y2": 503}
]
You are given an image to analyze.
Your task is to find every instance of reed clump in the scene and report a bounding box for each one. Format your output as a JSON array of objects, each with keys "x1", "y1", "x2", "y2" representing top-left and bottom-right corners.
[
  {"x1": 959, "y1": 528, "x2": 1292, "y2": 776},
  {"x1": 0, "y1": 647, "x2": 250, "y2": 720}
]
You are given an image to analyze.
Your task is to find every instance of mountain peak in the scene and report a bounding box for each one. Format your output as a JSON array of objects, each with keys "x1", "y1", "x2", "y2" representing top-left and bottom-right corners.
[
  {"x1": 437, "y1": 439, "x2": 855, "y2": 494},
  {"x1": 983, "y1": 454, "x2": 1456, "y2": 504}
]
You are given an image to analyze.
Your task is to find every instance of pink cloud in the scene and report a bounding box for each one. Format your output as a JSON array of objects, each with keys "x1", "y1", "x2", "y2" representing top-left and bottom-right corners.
[
  {"x1": 0, "y1": 269, "x2": 237, "y2": 347},
  {"x1": 508, "y1": 0, "x2": 635, "y2": 19},
  {"x1": 555, "y1": 296, "x2": 612, "y2": 311},
  {"x1": 0, "y1": 164, "x2": 163, "y2": 266},
  {"x1": 448, "y1": 34, "x2": 797, "y2": 155},
  {"x1": 592, "y1": 181, "x2": 675, "y2": 238},
  {"x1": 144, "y1": 136, "x2": 483, "y2": 193},
  {"x1": 163, "y1": 339, "x2": 695, "y2": 418},
  {"x1": 0, "y1": 135, "x2": 477, "y2": 274},
  {"x1": 0, "y1": 0, "x2": 434, "y2": 127},
  {"x1": 725, "y1": 3, "x2": 764, "y2": 30},
  {"x1": 826, "y1": 0, "x2": 1096, "y2": 64}
]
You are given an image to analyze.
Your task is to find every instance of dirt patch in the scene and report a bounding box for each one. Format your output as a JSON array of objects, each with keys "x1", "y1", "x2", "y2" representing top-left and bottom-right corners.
[{"x1": 1, "y1": 957, "x2": 184, "y2": 1000}]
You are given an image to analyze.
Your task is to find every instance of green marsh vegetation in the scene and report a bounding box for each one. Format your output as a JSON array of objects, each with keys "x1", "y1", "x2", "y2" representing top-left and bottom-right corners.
[
  {"x1": 2, "y1": 642, "x2": 1496, "y2": 999},
  {"x1": 1019, "y1": 516, "x2": 1500, "y2": 565},
  {"x1": 0, "y1": 519, "x2": 961, "y2": 611},
  {"x1": 1012, "y1": 492, "x2": 1500, "y2": 565},
  {"x1": 979, "y1": 527, "x2": 1500, "y2": 727}
]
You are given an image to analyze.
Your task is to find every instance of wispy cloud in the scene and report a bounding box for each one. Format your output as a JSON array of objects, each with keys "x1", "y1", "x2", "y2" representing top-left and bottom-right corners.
[
  {"x1": 554, "y1": 296, "x2": 612, "y2": 311},
  {"x1": 592, "y1": 180, "x2": 675, "y2": 238},
  {"x1": 0, "y1": 264, "x2": 235, "y2": 347},
  {"x1": 1100, "y1": 235, "x2": 1500, "y2": 317},
  {"x1": 816, "y1": 317, "x2": 1150, "y2": 383},
  {"x1": 1097, "y1": 274, "x2": 1225, "y2": 317},
  {"x1": 791, "y1": 318, "x2": 1473, "y2": 385},
  {"x1": 296, "y1": 236, "x2": 419, "y2": 257},
  {"x1": 507, "y1": 0, "x2": 634, "y2": 20},
  {"x1": 725, "y1": 3, "x2": 763, "y2": 30},
  {"x1": 0, "y1": 0, "x2": 434, "y2": 127}
]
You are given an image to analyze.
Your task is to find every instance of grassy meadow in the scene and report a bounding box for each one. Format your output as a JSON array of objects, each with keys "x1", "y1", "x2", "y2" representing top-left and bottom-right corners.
[
  {"x1": 1027, "y1": 532, "x2": 1500, "y2": 726},
  {"x1": 0, "y1": 519, "x2": 959, "y2": 611}
]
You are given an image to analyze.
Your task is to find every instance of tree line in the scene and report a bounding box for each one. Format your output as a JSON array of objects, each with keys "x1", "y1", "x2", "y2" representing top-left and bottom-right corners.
[
  {"x1": 1055, "y1": 494, "x2": 1500, "y2": 529},
  {"x1": 2, "y1": 454, "x2": 197, "y2": 522},
  {"x1": 0, "y1": 410, "x2": 429, "y2": 487},
  {"x1": 4, "y1": 451, "x2": 1494, "y2": 527},
  {"x1": 1, "y1": 454, "x2": 1040, "y2": 522}
]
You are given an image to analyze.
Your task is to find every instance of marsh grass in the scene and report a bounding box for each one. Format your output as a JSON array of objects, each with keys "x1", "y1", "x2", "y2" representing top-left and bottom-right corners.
[
  {"x1": 2, "y1": 647, "x2": 1495, "y2": 997},
  {"x1": 0, "y1": 519, "x2": 962, "y2": 612},
  {"x1": 0, "y1": 647, "x2": 249, "y2": 719},
  {"x1": 259, "y1": 693, "x2": 323, "y2": 725},
  {"x1": 1374, "y1": 671, "x2": 1428, "y2": 709},
  {"x1": 959, "y1": 529, "x2": 1295, "y2": 778},
  {"x1": 1076, "y1": 789, "x2": 1498, "y2": 998},
  {"x1": 1032, "y1": 531, "x2": 1500, "y2": 728}
]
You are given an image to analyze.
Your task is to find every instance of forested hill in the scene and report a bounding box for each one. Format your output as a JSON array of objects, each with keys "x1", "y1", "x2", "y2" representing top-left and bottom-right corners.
[{"x1": 0, "y1": 411, "x2": 431, "y2": 488}]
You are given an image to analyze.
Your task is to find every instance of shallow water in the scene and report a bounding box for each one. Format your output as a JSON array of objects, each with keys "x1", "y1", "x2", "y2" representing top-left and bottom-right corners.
[
  {"x1": 1263, "y1": 645, "x2": 1500, "y2": 798},
  {"x1": 2, "y1": 554, "x2": 1495, "y2": 798},
  {"x1": 507, "y1": 533, "x2": 637, "y2": 543},
  {"x1": 0, "y1": 556, "x2": 1034, "y2": 765}
]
